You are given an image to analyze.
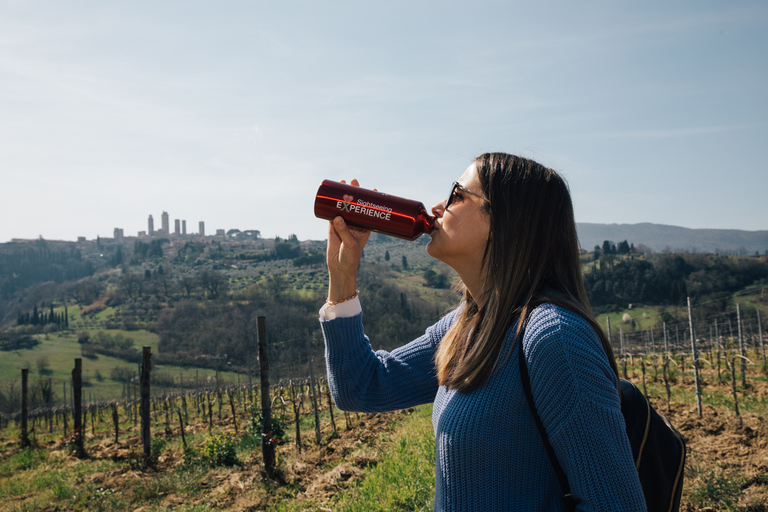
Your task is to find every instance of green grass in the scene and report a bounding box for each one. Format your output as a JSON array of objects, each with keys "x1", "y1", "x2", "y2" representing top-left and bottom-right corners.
[
  {"x1": 274, "y1": 404, "x2": 436, "y2": 512},
  {"x1": 685, "y1": 453, "x2": 746, "y2": 511},
  {"x1": 598, "y1": 306, "x2": 663, "y2": 334}
]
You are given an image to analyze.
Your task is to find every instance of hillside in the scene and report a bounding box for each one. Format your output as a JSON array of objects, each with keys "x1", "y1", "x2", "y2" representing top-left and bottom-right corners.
[
  {"x1": 2, "y1": 232, "x2": 768, "y2": 413},
  {"x1": 577, "y1": 222, "x2": 768, "y2": 255}
]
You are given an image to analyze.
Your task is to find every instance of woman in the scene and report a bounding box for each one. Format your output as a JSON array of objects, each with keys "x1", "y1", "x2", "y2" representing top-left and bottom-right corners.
[{"x1": 319, "y1": 153, "x2": 646, "y2": 511}]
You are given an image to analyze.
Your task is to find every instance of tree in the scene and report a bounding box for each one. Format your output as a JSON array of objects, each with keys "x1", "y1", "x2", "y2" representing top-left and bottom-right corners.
[
  {"x1": 266, "y1": 274, "x2": 290, "y2": 298},
  {"x1": 118, "y1": 273, "x2": 142, "y2": 299},
  {"x1": 402, "y1": 255, "x2": 408, "y2": 269},
  {"x1": 179, "y1": 275, "x2": 198, "y2": 298},
  {"x1": 423, "y1": 269, "x2": 449, "y2": 288},
  {"x1": 198, "y1": 269, "x2": 228, "y2": 299},
  {"x1": 111, "y1": 246, "x2": 123, "y2": 267},
  {"x1": 602, "y1": 240, "x2": 616, "y2": 255},
  {"x1": 36, "y1": 356, "x2": 51, "y2": 375},
  {"x1": 385, "y1": 250, "x2": 390, "y2": 261}
]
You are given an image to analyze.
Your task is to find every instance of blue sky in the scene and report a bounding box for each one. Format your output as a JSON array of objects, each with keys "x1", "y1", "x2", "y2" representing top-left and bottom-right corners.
[{"x1": 1, "y1": 1, "x2": 766, "y2": 243}]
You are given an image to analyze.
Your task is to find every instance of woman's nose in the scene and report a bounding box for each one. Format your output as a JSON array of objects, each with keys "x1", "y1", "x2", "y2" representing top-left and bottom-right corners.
[{"x1": 431, "y1": 201, "x2": 445, "y2": 217}]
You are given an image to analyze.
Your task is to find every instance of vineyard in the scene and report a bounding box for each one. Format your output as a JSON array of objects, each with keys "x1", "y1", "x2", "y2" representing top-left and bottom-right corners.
[{"x1": 1, "y1": 291, "x2": 768, "y2": 510}]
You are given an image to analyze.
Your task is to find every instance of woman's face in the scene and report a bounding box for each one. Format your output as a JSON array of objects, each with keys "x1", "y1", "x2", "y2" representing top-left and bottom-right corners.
[{"x1": 426, "y1": 162, "x2": 491, "y2": 275}]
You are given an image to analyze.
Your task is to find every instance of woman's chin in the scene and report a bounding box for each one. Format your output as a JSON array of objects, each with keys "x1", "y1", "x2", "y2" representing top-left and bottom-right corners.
[{"x1": 425, "y1": 236, "x2": 439, "y2": 259}]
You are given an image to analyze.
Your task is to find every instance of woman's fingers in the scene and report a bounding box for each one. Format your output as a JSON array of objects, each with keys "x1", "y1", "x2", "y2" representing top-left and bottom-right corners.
[{"x1": 326, "y1": 179, "x2": 372, "y2": 268}]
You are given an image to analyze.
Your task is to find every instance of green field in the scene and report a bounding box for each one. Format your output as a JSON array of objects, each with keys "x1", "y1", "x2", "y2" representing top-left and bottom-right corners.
[{"x1": 0, "y1": 328, "x2": 244, "y2": 403}]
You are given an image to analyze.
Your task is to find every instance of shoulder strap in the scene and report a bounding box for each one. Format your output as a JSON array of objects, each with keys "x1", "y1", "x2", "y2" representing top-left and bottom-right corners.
[{"x1": 517, "y1": 329, "x2": 577, "y2": 512}]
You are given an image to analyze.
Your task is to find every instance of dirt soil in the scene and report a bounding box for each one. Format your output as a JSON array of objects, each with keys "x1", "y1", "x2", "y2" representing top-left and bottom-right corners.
[{"x1": 654, "y1": 378, "x2": 768, "y2": 511}]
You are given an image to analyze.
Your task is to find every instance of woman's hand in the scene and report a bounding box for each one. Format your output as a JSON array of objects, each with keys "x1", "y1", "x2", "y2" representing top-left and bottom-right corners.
[{"x1": 326, "y1": 179, "x2": 372, "y2": 303}]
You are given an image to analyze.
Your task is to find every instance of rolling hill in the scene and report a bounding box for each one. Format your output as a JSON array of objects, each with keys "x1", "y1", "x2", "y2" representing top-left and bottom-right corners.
[{"x1": 577, "y1": 222, "x2": 768, "y2": 254}]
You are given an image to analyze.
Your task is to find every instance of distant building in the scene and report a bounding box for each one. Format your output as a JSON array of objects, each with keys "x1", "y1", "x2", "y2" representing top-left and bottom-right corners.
[
  {"x1": 148, "y1": 215, "x2": 154, "y2": 236},
  {"x1": 174, "y1": 219, "x2": 180, "y2": 236},
  {"x1": 114, "y1": 228, "x2": 124, "y2": 242},
  {"x1": 77, "y1": 236, "x2": 86, "y2": 243},
  {"x1": 138, "y1": 231, "x2": 146, "y2": 237},
  {"x1": 162, "y1": 212, "x2": 170, "y2": 235},
  {"x1": 216, "y1": 229, "x2": 225, "y2": 237},
  {"x1": 182, "y1": 220, "x2": 187, "y2": 235},
  {"x1": 199, "y1": 221, "x2": 205, "y2": 237}
]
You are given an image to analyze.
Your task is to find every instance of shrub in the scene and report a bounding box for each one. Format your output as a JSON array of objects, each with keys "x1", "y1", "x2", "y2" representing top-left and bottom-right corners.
[
  {"x1": 150, "y1": 436, "x2": 167, "y2": 466},
  {"x1": 201, "y1": 432, "x2": 238, "y2": 467}
]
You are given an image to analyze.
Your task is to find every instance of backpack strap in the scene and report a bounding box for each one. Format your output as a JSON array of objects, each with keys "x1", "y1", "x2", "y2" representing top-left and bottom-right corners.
[{"x1": 517, "y1": 331, "x2": 577, "y2": 512}]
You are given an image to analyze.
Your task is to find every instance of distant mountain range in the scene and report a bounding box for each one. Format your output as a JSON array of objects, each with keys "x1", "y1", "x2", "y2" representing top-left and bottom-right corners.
[{"x1": 576, "y1": 223, "x2": 768, "y2": 255}]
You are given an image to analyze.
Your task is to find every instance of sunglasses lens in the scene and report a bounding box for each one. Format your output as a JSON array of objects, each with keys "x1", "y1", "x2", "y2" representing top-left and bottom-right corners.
[{"x1": 446, "y1": 183, "x2": 458, "y2": 208}]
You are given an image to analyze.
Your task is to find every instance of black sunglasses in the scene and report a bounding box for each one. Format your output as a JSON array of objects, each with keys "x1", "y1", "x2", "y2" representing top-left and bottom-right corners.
[{"x1": 446, "y1": 181, "x2": 490, "y2": 209}]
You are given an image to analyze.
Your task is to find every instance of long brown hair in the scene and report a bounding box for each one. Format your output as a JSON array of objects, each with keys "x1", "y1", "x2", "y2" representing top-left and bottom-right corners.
[{"x1": 435, "y1": 153, "x2": 618, "y2": 393}]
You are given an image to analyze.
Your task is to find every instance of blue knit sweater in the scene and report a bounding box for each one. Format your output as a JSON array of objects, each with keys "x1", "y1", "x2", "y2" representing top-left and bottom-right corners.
[{"x1": 320, "y1": 303, "x2": 647, "y2": 511}]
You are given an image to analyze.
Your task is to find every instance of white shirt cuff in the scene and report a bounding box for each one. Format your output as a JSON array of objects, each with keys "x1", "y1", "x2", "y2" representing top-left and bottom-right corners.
[{"x1": 319, "y1": 296, "x2": 362, "y2": 321}]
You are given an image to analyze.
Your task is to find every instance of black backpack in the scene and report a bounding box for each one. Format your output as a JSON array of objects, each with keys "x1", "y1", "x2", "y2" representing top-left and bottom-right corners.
[{"x1": 518, "y1": 341, "x2": 687, "y2": 512}]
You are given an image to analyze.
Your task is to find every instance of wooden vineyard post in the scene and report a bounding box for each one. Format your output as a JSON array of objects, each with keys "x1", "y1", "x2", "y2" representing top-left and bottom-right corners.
[
  {"x1": 164, "y1": 398, "x2": 172, "y2": 436},
  {"x1": 687, "y1": 297, "x2": 703, "y2": 418},
  {"x1": 662, "y1": 359, "x2": 671, "y2": 412},
  {"x1": 112, "y1": 402, "x2": 119, "y2": 444},
  {"x1": 325, "y1": 379, "x2": 337, "y2": 434},
  {"x1": 227, "y1": 389, "x2": 238, "y2": 435},
  {"x1": 307, "y1": 335, "x2": 321, "y2": 445},
  {"x1": 140, "y1": 346, "x2": 151, "y2": 465},
  {"x1": 133, "y1": 372, "x2": 139, "y2": 427},
  {"x1": 717, "y1": 348, "x2": 722, "y2": 383},
  {"x1": 72, "y1": 358, "x2": 84, "y2": 455},
  {"x1": 758, "y1": 308, "x2": 766, "y2": 370},
  {"x1": 290, "y1": 382, "x2": 303, "y2": 452},
  {"x1": 619, "y1": 328, "x2": 624, "y2": 359},
  {"x1": 177, "y1": 406, "x2": 187, "y2": 450},
  {"x1": 207, "y1": 393, "x2": 213, "y2": 432},
  {"x1": 606, "y1": 316, "x2": 612, "y2": 352},
  {"x1": 21, "y1": 368, "x2": 30, "y2": 448},
  {"x1": 737, "y1": 304, "x2": 747, "y2": 388},
  {"x1": 727, "y1": 358, "x2": 742, "y2": 424},
  {"x1": 258, "y1": 316, "x2": 277, "y2": 478}
]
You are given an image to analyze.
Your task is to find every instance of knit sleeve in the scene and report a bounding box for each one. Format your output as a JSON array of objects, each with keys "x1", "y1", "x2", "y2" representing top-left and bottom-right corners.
[
  {"x1": 523, "y1": 305, "x2": 647, "y2": 511},
  {"x1": 320, "y1": 310, "x2": 457, "y2": 413}
]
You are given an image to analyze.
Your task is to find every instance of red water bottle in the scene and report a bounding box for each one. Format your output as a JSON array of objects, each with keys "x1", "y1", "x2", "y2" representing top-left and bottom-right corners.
[{"x1": 314, "y1": 180, "x2": 435, "y2": 240}]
